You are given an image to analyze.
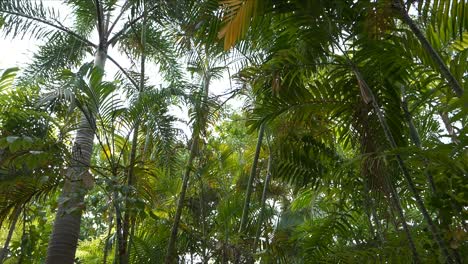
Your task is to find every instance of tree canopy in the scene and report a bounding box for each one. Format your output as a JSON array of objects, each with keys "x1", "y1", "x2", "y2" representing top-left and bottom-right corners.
[{"x1": 0, "y1": 0, "x2": 466, "y2": 263}]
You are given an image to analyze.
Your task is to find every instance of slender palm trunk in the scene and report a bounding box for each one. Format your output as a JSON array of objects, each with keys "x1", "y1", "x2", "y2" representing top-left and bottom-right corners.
[
  {"x1": 253, "y1": 150, "x2": 273, "y2": 253},
  {"x1": 402, "y1": 91, "x2": 466, "y2": 262},
  {"x1": 0, "y1": 207, "x2": 21, "y2": 264},
  {"x1": 239, "y1": 123, "x2": 265, "y2": 233},
  {"x1": 114, "y1": 187, "x2": 124, "y2": 264},
  {"x1": 165, "y1": 74, "x2": 211, "y2": 263},
  {"x1": 165, "y1": 136, "x2": 199, "y2": 264},
  {"x1": 120, "y1": 122, "x2": 139, "y2": 264},
  {"x1": 121, "y1": 9, "x2": 147, "y2": 262},
  {"x1": 363, "y1": 180, "x2": 385, "y2": 243},
  {"x1": 18, "y1": 211, "x2": 26, "y2": 264},
  {"x1": 46, "y1": 47, "x2": 107, "y2": 264},
  {"x1": 198, "y1": 174, "x2": 209, "y2": 263},
  {"x1": 401, "y1": 89, "x2": 437, "y2": 193},
  {"x1": 386, "y1": 178, "x2": 420, "y2": 263},
  {"x1": 103, "y1": 215, "x2": 113, "y2": 264},
  {"x1": 352, "y1": 67, "x2": 456, "y2": 263},
  {"x1": 392, "y1": 0, "x2": 463, "y2": 97}
]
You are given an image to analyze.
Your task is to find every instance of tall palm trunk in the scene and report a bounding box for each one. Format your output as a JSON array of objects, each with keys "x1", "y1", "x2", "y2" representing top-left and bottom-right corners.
[
  {"x1": 239, "y1": 123, "x2": 265, "y2": 233},
  {"x1": 198, "y1": 173, "x2": 209, "y2": 263},
  {"x1": 103, "y1": 215, "x2": 113, "y2": 264},
  {"x1": 400, "y1": 88, "x2": 436, "y2": 193},
  {"x1": 165, "y1": 75, "x2": 211, "y2": 263},
  {"x1": 119, "y1": 122, "x2": 139, "y2": 264},
  {"x1": 253, "y1": 149, "x2": 272, "y2": 253},
  {"x1": 46, "y1": 47, "x2": 107, "y2": 264},
  {"x1": 392, "y1": 0, "x2": 463, "y2": 97},
  {"x1": 352, "y1": 67, "x2": 456, "y2": 264},
  {"x1": 0, "y1": 207, "x2": 21, "y2": 264},
  {"x1": 165, "y1": 132, "x2": 199, "y2": 264},
  {"x1": 402, "y1": 89, "x2": 466, "y2": 261},
  {"x1": 121, "y1": 8, "x2": 146, "y2": 261}
]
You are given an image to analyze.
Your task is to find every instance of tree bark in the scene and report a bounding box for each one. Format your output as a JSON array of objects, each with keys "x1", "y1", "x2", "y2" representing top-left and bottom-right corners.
[{"x1": 45, "y1": 48, "x2": 107, "y2": 264}]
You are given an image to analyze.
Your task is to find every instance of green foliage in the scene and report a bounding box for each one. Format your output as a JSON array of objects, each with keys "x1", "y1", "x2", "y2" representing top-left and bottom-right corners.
[{"x1": 0, "y1": 0, "x2": 467, "y2": 263}]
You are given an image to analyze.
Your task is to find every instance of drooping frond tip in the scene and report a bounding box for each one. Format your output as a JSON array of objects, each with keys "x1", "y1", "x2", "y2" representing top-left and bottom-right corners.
[{"x1": 218, "y1": 0, "x2": 257, "y2": 50}]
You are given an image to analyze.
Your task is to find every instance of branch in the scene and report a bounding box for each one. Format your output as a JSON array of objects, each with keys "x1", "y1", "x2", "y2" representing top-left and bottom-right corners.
[
  {"x1": 106, "y1": 0, "x2": 129, "y2": 37},
  {"x1": 0, "y1": 10, "x2": 97, "y2": 48},
  {"x1": 107, "y1": 3, "x2": 159, "y2": 45},
  {"x1": 106, "y1": 54, "x2": 139, "y2": 89}
]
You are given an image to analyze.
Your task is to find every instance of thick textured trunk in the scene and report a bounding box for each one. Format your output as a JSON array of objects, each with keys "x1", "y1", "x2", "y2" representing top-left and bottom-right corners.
[
  {"x1": 239, "y1": 123, "x2": 265, "y2": 233},
  {"x1": 46, "y1": 48, "x2": 107, "y2": 264},
  {"x1": 353, "y1": 67, "x2": 456, "y2": 264},
  {"x1": 393, "y1": 1, "x2": 463, "y2": 97},
  {"x1": 0, "y1": 207, "x2": 21, "y2": 264}
]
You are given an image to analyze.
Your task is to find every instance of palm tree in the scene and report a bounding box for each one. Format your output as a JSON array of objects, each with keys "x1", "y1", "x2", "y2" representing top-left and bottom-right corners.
[
  {"x1": 0, "y1": 1, "x2": 180, "y2": 262},
  {"x1": 0, "y1": 67, "x2": 66, "y2": 263},
  {"x1": 390, "y1": 0, "x2": 464, "y2": 97},
  {"x1": 216, "y1": 0, "x2": 465, "y2": 262},
  {"x1": 165, "y1": 46, "x2": 226, "y2": 263}
]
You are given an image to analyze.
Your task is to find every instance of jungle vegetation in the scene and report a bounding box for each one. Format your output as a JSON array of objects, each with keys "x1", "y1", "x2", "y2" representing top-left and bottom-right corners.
[{"x1": 0, "y1": 0, "x2": 466, "y2": 263}]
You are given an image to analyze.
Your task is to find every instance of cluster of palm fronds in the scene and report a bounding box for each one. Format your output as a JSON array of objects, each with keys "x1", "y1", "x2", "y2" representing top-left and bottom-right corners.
[{"x1": 0, "y1": 0, "x2": 466, "y2": 264}]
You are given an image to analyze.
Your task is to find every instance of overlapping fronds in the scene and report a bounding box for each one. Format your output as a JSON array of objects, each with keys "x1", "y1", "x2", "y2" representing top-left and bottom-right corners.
[
  {"x1": 218, "y1": 0, "x2": 260, "y2": 50},
  {"x1": 0, "y1": 0, "x2": 66, "y2": 40}
]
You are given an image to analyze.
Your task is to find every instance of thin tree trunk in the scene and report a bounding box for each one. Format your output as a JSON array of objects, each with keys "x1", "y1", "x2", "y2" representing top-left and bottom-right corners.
[
  {"x1": 114, "y1": 189, "x2": 124, "y2": 264},
  {"x1": 402, "y1": 90, "x2": 465, "y2": 262},
  {"x1": 103, "y1": 215, "x2": 113, "y2": 264},
  {"x1": 121, "y1": 4, "x2": 147, "y2": 263},
  {"x1": 0, "y1": 207, "x2": 21, "y2": 264},
  {"x1": 198, "y1": 174, "x2": 208, "y2": 263},
  {"x1": 363, "y1": 180, "x2": 385, "y2": 243},
  {"x1": 165, "y1": 136, "x2": 199, "y2": 264},
  {"x1": 46, "y1": 47, "x2": 108, "y2": 264},
  {"x1": 352, "y1": 66, "x2": 456, "y2": 264},
  {"x1": 165, "y1": 73, "x2": 211, "y2": 263},
  {"x1": 386, "y1": 177, "x2": 420, "y2": 263},
  {"x1": 401, "y1": 88, "x2": 437, "y2": 193},
  {"x1": 253, "y1": 149, "x2": 272, "y2": 253},
  {"x1": 392, "y1": 0, "x2": 463, "y2": 97},
  {"x1": 18, "y1": 211, "x2": 26, "y2": 264},
  {"x1": 126, "y1": 217, "x2": 136, "y2": 263},
  {"x1": 120, "y1": 120, "x2": 139, "y2": 264},
  {"x1": 239, "y1": 123, "x2": 265, "y2": 233}
]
